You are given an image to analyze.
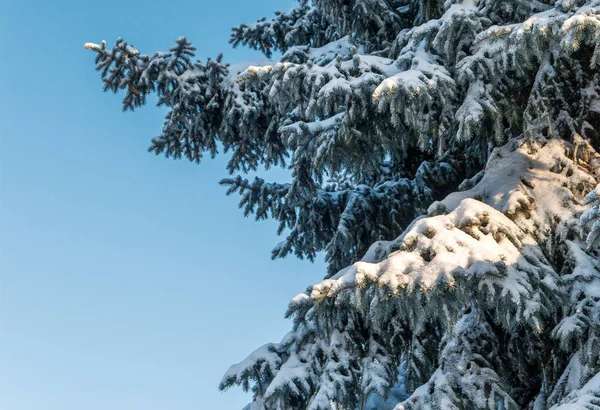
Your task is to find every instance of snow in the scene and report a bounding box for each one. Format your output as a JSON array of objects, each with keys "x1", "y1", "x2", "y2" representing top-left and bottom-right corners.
[
  {"x1": 356, "y1": 54, "x2": 401, "y2": 77},
  {"x1": 562, "y1": 241, "x2": 600, "y2": 298},
  {"x1": 361, "y1": 241, "x2": 391, "y2": 264},
  {"x1": 279, "y1": 113, "x2": 344, "y2": 135},
  {"x1": 310, "y1": 194, "x2": 551, "y2": 325},
  {"x1": 264, "y1": 352, "x2": 311, "y2": 398},
  {"x1": 236, "y1": 64, "x2": 275, "y2": 82},
  {"x1": 84, "y1": 42, "x2": 102, "y2": 51},
  {"x1": 455, "y1": 80, "x2": 498, "y2": 141},
  {"x1": 306, "y1": 36, "x2": 352, "y2": 64},
  {"x1": 373, "y1": 45, "x2": 453, "y2": 101},
  {"x1": 221, "y1": 343, "x2": 280, "y2": 385},
  {"x1": 318, "y1": 76, "x2": 351, "y2": 98},
  {"x1": 226, "y1": 59, "x2": 274, "y2": 82},
  {"x1": 304, "y1": 138, "x2": 595, "y2": 331},
  {"x1": 551, "y1": 371, "x2": 600, "y2": 409},
  {"x1": 234, "y1": 41, "x2": 401, "y2": 141},
  {"x1": 84, "y1": 40, "x2": 108, "y2": 52},
  {"x1": 435, "y1": 139, "x2": 596, "y2": 238}
]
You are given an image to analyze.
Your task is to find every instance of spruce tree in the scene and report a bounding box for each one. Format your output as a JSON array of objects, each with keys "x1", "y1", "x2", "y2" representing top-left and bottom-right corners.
[{"x1": 86, "y1": 0, "x2": 600, "y2": 408}]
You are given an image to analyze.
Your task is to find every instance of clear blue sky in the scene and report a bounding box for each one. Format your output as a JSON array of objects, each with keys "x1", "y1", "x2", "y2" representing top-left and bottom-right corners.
[{"x1": 0, "y1": 1, "x2": 325, "y2": 409}]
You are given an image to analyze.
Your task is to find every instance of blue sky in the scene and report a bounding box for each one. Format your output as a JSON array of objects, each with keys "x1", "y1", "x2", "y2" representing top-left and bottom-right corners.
[{"x1": 0, "y1": 1, "x2": 326, "y2": 409}]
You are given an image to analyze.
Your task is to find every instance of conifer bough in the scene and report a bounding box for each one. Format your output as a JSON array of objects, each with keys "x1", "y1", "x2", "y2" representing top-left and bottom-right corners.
[{"x1": 86, "y1": 0, "x2": 600, "y2": 408}]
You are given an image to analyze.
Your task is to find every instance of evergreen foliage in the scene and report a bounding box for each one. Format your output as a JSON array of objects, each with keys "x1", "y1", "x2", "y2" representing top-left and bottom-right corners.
[{"x1": 86, "y1": 0, "x2": 600, "y2": 408}]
